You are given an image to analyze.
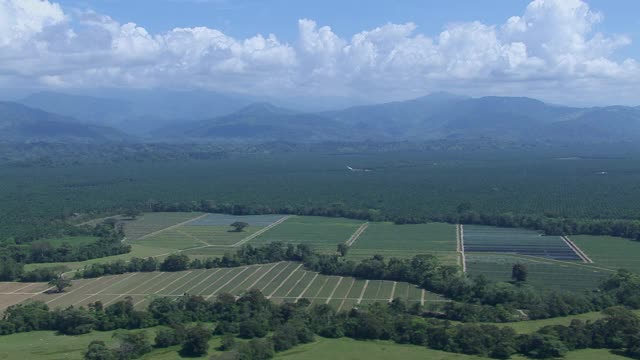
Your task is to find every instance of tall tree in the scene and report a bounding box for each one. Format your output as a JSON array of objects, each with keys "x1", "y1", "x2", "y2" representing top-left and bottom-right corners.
[
  {"x1": 512, "y1": 263, "x2": 528, "y2": 283},
  {"x1": 49, "y1": 275, "x2": 72, "y2": 293}
]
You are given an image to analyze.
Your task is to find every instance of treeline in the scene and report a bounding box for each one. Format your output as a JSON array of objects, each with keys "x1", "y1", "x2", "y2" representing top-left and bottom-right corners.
[
  {"x1": 75, "y1": 242, "x2": 312, "y2": 278},
  {"x1": 2, "y1": 290, "x2": 640, "y2": 359},
  {"x1": 0, "y1": 221, "x2": 130, "y2": 281},
  {"x1": 74, "y1": 243, "x2": 640, "y2": 323}
]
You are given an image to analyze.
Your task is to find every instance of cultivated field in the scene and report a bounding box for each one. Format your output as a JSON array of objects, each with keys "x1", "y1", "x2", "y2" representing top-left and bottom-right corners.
[
  {"x1": 125, "y1": 213, "x2": 289, "y2": 251},
  {"x1": 0, "y1": 282, "x2": 54, "y2": 311},
  {"x1": 250, "y1": 216, "x2": 366, "y2": 252},
  {"x1": 570, "y1": 235, "x2": 640, "y2": 273},
  {"x1": 348, "y1": 222, "x2": 457, "y2": 262},
  {"x1": 18, "y1": 262, "x2": 443, "y2": 312},
  {"x1": 465, "y1": 253, "x2": 612, "y2": 291},
  {"x1": 463, "y1": 225, "x2": 582, "y2": 261},
  {"x1": 123, "y1": 212, "x2": 205, "y2": 240}
]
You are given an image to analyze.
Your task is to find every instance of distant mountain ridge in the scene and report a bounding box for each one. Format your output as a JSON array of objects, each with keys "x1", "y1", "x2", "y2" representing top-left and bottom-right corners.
[
  {"x1": 13, "y1": 91, "x2": 640, "y2": 144},
  {"x1": 0, "y1": 102, "x2": 128, "y2": 143}
]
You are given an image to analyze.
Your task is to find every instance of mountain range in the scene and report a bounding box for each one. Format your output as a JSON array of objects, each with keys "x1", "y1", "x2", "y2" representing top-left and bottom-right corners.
[{"x1": 2, "y1": 91, "x2": 640, "y2": 144}]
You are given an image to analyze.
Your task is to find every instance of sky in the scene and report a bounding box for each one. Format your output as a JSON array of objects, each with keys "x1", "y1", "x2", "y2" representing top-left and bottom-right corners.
[{"x1": 1, "y1": 0, "x2": 640, "y2": 105}]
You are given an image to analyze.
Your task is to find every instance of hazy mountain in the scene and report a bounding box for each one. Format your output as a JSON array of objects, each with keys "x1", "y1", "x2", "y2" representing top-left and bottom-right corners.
[
  {"x1": 15, "y1": 90, "x2": 640, "y2": 144},
  {"x1": 323, "y1": 92, "x2": 470, "y2": 139},
  {"x1": 20, "y1": 90, "x2": 254, "y2": 135},
  {"x1": 535, "y1": 106, "x2": 640, "y2": 142},
  {"x1": 0, "y1": 102, "x2": 128, "y2": 143},
  {"x1": 156, "y1": 102, "x2": 356, "y2": 142}
]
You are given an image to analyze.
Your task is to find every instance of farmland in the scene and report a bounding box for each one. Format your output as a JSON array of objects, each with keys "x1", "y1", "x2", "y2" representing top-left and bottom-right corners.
[
  {"x1": 465, "y1": 253, "x2": 612, "y2": 291},
  {"x1": 3, "y1": 262, "x2": 443, "y2": 313},
  {"x1": 125, "y1": 213, "x2": 289, "y2": 251},
  {"x1": 461, "y1": 225, "x2": 617, "y2": 291},
  {"x1": 250, "y1": 216, "x2": 365, "y2": 252},
  {"x1": 463, "y1": 225, "x2": 581, "y2": 261},
  {"x1": 570, "y1": 235, "x2": 640, "y2": 273},
  {"x1": 348, "y1": 222, "x2": 457, "y2": 263}
]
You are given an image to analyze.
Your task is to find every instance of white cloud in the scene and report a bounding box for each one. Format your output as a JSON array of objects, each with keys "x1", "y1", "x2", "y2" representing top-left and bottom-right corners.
[{"x1": 0, "y1": 0, "x2": 638, "y2": 104}]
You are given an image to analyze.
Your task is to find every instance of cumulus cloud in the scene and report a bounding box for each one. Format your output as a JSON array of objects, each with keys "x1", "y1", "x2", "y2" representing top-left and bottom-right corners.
[{"x1": 0, "y1": 0, "x2": 637, "y2": 104}]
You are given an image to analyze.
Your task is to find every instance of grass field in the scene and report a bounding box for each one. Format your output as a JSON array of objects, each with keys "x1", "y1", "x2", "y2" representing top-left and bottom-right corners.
[
  {"x1": 570, "y1": 235, "x2": 640, "y2": 273},
  {"x1": 465, "y1": 253, "x2": 612, "y2": 291},
  {"x1": 348, "y1": 222, "x2": 456, "y2": 262},
  {"x1": 251, "y1": 216, "x2": 365, "y2": 252},
  {"x1": 16, "y1": 262, "x2": 443, "y2": 312},
  {"x1": 0, "y1": 330, "x2": 627, "y2": 360}
]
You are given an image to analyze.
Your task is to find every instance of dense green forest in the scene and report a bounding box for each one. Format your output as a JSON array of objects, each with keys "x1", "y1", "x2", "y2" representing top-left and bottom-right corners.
[{"x1": 3, "y1": 144, "x2": 640, "y2": 242}]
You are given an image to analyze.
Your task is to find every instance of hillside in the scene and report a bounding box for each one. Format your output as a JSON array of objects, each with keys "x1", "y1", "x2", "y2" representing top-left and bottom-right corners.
[
  {"x1": 0, "y1": 102, "x2": 128, "y2": 143},
  {"x1": 20, "y1": 90, "x2": 253, "y2": 135},
  {"x1": 155, "y1": 102, "x2": 355, "y2": 142}
]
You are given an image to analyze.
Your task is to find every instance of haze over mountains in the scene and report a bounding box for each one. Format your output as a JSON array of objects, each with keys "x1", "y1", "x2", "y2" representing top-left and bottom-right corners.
[{"x1": 2, "y1": 91, "x2": 640, "y2": 144}]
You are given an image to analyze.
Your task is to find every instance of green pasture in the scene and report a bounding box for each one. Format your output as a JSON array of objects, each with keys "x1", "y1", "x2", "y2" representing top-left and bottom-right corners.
[
  {"x1": 571, "y1": 235, "x2": 640, "y2": 273},
  {"x1": 251, "y1": 216, "x2": 365, "y2": 251},
  {"x1": 348, "y1": 222, "x2": 456, "y2": 260}
]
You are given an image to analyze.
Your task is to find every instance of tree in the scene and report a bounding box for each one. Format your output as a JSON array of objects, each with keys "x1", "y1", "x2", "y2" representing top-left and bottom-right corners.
[
  {"x1": 114, "y1": 332, "x2": 152, "y2": 360},
  {"x1": 511, "y1": 263, "x2": 528, "y2": 282},
  {"x1": 337, "y1": 243, "x2": 349, "y2": 257},
  {"x1": 49, "y1": 275, "x2": 72, "y2": 293},
  {"x1": 218, "y1": 333, "x2": 236, "y2": 351},
  {"x1": 181, "y1": 324, "x2": 212, "y2": 356},
  {"x1": 123, "y1": 209, "x2": 142, "y2": 220},
  {"x1": 154, "y1": 327, "x2": 182, "y2": 348},
  {"x1": 230, "y1": 221, "x2": 249, "y2": 232},
  {"x1": 84, "y1": 340, "x2": 116, "y2": 360},
  {"x1": 160, "y1": 254, "x2": 190, "y2": 272}
]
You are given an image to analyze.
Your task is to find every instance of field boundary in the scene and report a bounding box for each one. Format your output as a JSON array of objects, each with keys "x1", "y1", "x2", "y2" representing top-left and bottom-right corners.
[
  {"x1": 345, "y1": 222, "x2": 369, "y2": 247},
  {"x1": 562, "y1": 236, "x2": 594, "y2": 263},
  {"x1": 232, "y1": 215, "x2": 292, "y2": 247},
  {"x1": 136, "y1": 213, "x2": 208, "y2": 241}
]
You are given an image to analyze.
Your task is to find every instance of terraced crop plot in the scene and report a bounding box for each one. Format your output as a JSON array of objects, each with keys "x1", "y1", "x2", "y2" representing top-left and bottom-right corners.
[
  {"x1": 126, "y1": 213, "x2": 288, "y2": 250},
  {"x1": 252, "y1": 216, "x2": 365, "y2": 252},
  {"x1": 570, "y1": 235, "x2": 640, "y2": 273},
  {"x1": 348, "y1": 222, "x2": 456, "y2": 261},
  {"x1": 466, "y1": 254, "x2": 612, "y2": 291},
  {"x1": 19, "y1": 263, "x2": 444, "y2": 312},
  {"x1": 463, "y1": 225, "x2": 581, "y2": 261}
]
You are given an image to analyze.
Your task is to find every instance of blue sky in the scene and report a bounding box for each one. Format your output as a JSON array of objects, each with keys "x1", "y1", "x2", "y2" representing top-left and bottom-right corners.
[
  {"x1": 1, "y1": 0, "x2": 640, "y2": 105},
  {"x1": 57, "y1": 0, "x2": 639, "y2": 51}
]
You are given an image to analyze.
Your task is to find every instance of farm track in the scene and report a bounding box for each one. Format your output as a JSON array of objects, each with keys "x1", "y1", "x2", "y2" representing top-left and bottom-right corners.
[
  {"x1": 231, "y1": 215, "x2": 291, "y2": 247},
  {"x1": 457, "y1": 224, "x2": 467, "y2": 273},
  {"x1": 345, "y1": 223, "x2": 369, "y2": 247},
  {"x1": 562, "y1": 236, "x2": 594, "y2": 263}
]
